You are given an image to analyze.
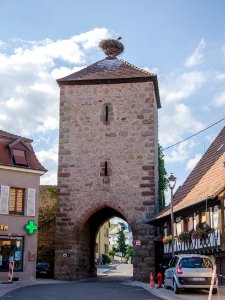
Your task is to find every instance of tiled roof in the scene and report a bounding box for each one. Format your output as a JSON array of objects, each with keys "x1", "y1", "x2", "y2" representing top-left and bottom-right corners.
[
  {"x1": 155, "y1": 126, "x2": 225, "y2": 220},
  {"x1": 0, "y1": 130, "x2": 32, "y2": 142},
  {"x1": 0, "y1": 130, "x2": 47, "y2": 172},
  {"x1": 57, "y1": 57, "x2": 161, "y2": 108}
]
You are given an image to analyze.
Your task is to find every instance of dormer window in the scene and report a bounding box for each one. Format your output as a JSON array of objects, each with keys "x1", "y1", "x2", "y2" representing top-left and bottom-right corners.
[{"x1": 12, "y1": 149, "x2": 28, "y2": 166}]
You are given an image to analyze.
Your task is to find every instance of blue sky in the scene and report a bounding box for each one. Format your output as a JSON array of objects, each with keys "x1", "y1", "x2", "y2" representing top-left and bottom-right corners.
[{"x1": 1, "y1": 0, "x2": 225, "y2": 202}]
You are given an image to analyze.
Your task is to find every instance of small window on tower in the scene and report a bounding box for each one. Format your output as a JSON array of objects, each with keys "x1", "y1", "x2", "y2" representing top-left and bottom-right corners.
[
  {"x1": 12, "y1": 149, "x2": 28, "y2": 166},
  {"x1": 105, "y1": 105, "x2": 109, "y2": 123},
  {"x1": 100, "y1": 161, "x2": 112, "y2": 176}
]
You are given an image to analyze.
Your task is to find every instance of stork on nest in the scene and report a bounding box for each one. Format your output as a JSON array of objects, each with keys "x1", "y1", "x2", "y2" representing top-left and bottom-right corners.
[{"x1": 99, "y1": 37, "x2": 124, "y2": 57}]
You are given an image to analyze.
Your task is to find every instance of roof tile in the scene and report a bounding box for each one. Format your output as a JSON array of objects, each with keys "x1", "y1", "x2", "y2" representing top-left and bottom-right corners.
[{"x1": 156, "y1": 126, "x2": 225, "y2": 219}]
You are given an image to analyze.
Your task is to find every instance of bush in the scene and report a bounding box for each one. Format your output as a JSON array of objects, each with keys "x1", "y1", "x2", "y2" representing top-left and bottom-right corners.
[{"x1": 102, "y1": 254, "x2": 111, "y2": 264}]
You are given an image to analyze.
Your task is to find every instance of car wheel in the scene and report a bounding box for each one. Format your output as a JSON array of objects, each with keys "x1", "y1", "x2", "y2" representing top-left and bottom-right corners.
[
  {"x1": 173, "y1": 280, "x2": 180, "y2": 294},
  {"x1": 212, "y1": 288, "x2": 218, "y2": 295},
  {"x1": 164, "y1": 284, "x2": 170, "y2": 289}
]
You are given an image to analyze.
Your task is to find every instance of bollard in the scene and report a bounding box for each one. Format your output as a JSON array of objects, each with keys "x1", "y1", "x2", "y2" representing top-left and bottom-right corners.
[{"x1": 150, "y1": 272, "x2": 155, "y2": 288}]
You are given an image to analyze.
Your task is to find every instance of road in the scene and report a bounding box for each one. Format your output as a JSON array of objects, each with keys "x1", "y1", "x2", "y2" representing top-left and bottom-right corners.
[
  {"x1": 0, "y1": 280, "x2": 163, "y2": 300},
  {"x1": 0, "y1": 264, "x2": 163, "y2": 300}
]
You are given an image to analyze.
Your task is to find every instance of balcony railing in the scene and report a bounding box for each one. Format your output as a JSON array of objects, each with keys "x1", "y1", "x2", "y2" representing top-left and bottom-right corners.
[{"x1": 164, "y1": 229, "x2": 221, "y2": 254}]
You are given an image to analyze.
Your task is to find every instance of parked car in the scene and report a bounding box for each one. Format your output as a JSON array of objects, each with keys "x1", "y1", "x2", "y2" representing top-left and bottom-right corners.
[
  {"x1": 164, "y1": 254, "x2": 218, "y2": 294},
  {"x1": 36, "y1": 261, "x2": 52, "y2": 278}
]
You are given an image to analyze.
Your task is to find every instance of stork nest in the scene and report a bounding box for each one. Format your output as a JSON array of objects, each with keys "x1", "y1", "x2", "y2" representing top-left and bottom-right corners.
[{"x1": 99, "y1": 39, "x2": 124, "y2": 57}]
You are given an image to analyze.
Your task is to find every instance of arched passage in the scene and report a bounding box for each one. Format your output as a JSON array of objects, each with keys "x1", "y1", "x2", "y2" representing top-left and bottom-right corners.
[{"x1": 78, "y1": 206, "x2": 132, "y2": 278}]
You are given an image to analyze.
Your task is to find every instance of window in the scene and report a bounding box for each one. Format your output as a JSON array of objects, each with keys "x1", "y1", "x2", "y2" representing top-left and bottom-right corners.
[
  {"x1": 104, "y1": 244, "x2": 109, "y2": 254},
  {"x1": 12, "y1": 149, "x2": 28, "y2": 166},
  {"x1": 95, "y1": 243, "x2": 98, "y2": 253},
  {"x1": 100, "y1": 161, "x2": 112, "y2": 176},
  {"x1": 0, "y1": 186, "x2": 36, "y2": 216},
  {"x1": 9, "y1": 188, "x2": 25, "y2": 215},
  {"x1": 104, "y1": 228, "x2": 109, "y2": 237},
  {"x1": 105, "y1": 105, "x2": 109, "y2": 123},
  {"x1": 212, "y1": 206, "x2": 219, "y2": 229},
  {"x1": 179, "y1": 257, "x2": 212, "y2": 268},
  {"x1": 0, "y1": 236, "x2": 24, "y2": 272},
  {"x1": 176, "y1": 221, "x2": 182, "y2": 236},
  {"x1": 200, "y1": 211, "x2": 206, "y2": 224}
]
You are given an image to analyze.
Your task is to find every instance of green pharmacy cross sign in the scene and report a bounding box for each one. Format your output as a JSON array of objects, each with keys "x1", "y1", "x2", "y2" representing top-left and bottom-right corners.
[{"x1": 24, "y1": 220, "x2": 38, "y2": 235}]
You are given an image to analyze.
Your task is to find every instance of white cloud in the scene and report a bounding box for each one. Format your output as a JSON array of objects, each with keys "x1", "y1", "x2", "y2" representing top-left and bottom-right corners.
[
  {"x1": 164, "y1": 140, "x2": 195, "y2": 163},
  {"x1": 0, "y1": 28, "x2": 110, "y2": 184},
  {"x1": 159, "y1": 103, "x2": 204, "y2": 147},
  {"x1": 213, "y1": 90, "x2": 225, "y2": 106},
  {"x1": 185, "y1": 39, "x2": 206, "y2": 67},
  {"x1": 186, "y1": 153, "x2": 202, "y2": 170},
  {"x1": 215, "y1": 73, "x2": 225, "y2": 81},
  {"x1": 160, "y1": 71, "x2": 206, "y2": 103},
  {"x1": 0, "y1": 27, "x2": 110, "y2": 136},
  {"x1": 36, "y1": 146, "x2": 58, "y2": 185}
]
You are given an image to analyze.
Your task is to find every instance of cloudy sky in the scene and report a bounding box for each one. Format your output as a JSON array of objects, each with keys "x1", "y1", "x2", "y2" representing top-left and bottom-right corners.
[{"x1": 1, "y1": 0, "x2": 225, "y2": 202}]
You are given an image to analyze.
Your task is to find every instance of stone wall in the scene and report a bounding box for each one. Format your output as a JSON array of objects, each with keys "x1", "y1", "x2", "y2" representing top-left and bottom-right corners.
[
  {"x1": 37, "y1": 185, "x2": 57, "y2": 273},
  {"x1": 55, "y1": 81, "x2": 158, "y2": 280}
]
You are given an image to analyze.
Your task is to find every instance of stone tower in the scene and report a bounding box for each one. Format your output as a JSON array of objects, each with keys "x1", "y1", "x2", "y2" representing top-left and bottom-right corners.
[{"x1": 55, "y1": 40, "x2": 161, "y2": 281}]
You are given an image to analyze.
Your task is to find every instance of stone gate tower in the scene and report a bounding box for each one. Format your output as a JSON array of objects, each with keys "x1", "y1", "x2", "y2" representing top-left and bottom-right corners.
[{"x1": 55, "y1": 39, "x2": 161, "y2": 281}]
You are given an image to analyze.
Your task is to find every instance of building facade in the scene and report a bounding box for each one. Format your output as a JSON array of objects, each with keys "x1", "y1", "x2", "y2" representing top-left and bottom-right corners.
[
  {"x1": 0, "y1": 130, "x2": 46, "y2": 280},
  {"x1": 95, "y1": 221, "x2": 110, "y2": 262},
  {"x1": 153, "y1": 126, "x2": 225, "y2": 283},
  {"x1": 55, "y1": 41, "x2": 161, "y2": 281}
]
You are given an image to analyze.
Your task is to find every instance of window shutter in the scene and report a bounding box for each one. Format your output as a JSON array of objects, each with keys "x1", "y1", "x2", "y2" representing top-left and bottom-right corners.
[
  {"x1": 0, "y1": 185, "x2": 9, "y2": 214},
  {"x1": 27, "y1": 188, "x2": 36, "y2": 216}
]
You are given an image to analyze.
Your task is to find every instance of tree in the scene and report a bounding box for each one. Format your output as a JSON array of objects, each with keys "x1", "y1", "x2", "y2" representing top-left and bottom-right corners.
[
  {"x1": 125, "y1": 245, "x2": 133, "y2": 262},
  {"x1": 116, "y1": 230, "x2": 127, "y2": 257},
  {"x1": 158, "y1": 144, "x2": 167, "y2": 210}
]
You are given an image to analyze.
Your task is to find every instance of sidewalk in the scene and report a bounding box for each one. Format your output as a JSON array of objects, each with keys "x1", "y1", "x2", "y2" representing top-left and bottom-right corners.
[
  {"x1": 124, "y1": 281, "x2": 225, "y2": 300},
  {"x1": 0, "y1": 279, "x2": 63, "y2": 298}
]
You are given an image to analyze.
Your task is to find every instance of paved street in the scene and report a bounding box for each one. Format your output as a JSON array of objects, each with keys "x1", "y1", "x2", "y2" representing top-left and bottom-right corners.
[
  {"x1": 0, "y1": 277, "x2": 162, "y2": 300},
  {"x1": 1, "y1": 264, "x2": 225, "y2": 299}
]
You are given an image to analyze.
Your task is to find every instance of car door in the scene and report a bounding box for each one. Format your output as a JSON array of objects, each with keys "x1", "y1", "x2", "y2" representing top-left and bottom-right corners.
[{"x1": 165, "y1": 257, "x2": 176, "y2": 287}]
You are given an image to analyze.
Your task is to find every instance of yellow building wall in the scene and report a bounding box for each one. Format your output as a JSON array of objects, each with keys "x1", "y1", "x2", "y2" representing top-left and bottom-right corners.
[{"x1": 95, "y1": 221, "x2": 110, "y2": 260}]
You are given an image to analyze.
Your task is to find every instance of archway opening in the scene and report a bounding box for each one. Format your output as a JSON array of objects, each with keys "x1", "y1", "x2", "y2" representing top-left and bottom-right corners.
[{"x1": 80, "y1": 206, "x2": 133, "y2": 278}]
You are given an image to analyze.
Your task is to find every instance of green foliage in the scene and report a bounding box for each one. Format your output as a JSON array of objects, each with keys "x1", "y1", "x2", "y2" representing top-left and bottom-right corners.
[
  {"x1": 116, "y1": 230, "x2": 127, "y2": 257},
  {"x1": 102, "y1": 254, "x2": 111, "y2": 264},
  {"x1": 109, "y1": 224, "x2": 116, "y2": 231},
  {"x1": 109, "y1": 249, "x2": 116, "y2": 257},
  {"x1": 47, "y1": 186, "x2": 58, "y2": 198},
  {"x1": 158, "y1": 144, "x2": 167, "y2": 210},
  {"x1": 125, "y1": 245, "x2": 133, "y2": 260}
]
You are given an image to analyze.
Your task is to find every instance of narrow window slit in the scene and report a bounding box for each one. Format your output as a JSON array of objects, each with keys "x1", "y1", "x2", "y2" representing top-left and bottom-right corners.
[
  {"x1": 104, "y1": 161, "x2": 108, "y2": 176},
  {"x1": 105, "y1": 105, "x2": 109, "y2": 122}
]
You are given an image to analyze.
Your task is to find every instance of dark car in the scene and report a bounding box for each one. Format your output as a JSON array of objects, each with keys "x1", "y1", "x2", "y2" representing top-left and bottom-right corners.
[{"x1": 36, "y1": 261, "x2": 52, "y2": 278}]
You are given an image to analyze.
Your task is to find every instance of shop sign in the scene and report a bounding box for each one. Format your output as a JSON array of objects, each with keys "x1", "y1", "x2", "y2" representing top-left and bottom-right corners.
[
  {"x1": 0, "y1": 225, "x2": 8, "y2": 231},
  {"x1": 0, "y1": 235, "x2": 23, "y2": 240},
  {"x1": 24, "y1": 220, "x2": 38, "y2": 235}
]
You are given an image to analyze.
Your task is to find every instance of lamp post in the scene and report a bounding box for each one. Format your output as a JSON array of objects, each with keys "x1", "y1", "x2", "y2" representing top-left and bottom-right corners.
[{"x1": 168, "y1": 173, "x2": 176, "y2": 257}]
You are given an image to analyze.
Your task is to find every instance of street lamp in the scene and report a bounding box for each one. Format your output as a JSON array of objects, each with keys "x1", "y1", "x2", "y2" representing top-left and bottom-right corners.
[{"x1": 168, "y1": 173, "x2": 176, "y2": 257}]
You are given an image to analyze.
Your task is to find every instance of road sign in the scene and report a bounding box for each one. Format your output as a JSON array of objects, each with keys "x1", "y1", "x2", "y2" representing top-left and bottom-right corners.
[{"x1": 134, "y1": 240, "x2": 141, "y2": 246}]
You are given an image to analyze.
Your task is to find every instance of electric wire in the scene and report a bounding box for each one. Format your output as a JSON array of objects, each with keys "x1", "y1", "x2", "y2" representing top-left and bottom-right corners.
[{"x1": 162, "y1": 117, "x2": 225, "y2": 151}]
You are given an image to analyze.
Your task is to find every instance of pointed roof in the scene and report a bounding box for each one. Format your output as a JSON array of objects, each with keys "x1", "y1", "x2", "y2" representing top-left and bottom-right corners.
[
  {"x1": 57, "y1": 57, "x2": 161, "y2": 108},
  {"x1": 155, "y1": 126, "x2": 225, "y2": 220},
  {"x1": 0, "y1": 130, "x2": 32, "y2": 142},
  {"x1": 0, "y1": 130, "x2": 47, "y2": 173}
]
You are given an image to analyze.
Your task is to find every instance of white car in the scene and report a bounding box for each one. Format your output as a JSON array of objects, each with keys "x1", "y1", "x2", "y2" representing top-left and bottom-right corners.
[{"x1": 164, "y1": 254, "x2": 218, "y2": 294}]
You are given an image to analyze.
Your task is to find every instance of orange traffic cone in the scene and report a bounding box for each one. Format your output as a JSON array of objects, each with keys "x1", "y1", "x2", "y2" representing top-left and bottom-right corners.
[{"x1": 150, "y1": 273, "x2": 155, "y2": 288}]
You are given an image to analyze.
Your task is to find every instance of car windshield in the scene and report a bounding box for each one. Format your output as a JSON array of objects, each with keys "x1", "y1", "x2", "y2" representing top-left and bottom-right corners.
[{"x1": 179, "y1": 257, "x2": 213, "y2": 268}]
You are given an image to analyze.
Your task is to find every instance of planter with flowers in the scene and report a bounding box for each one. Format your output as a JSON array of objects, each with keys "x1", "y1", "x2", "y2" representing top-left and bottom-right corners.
[
  {"x1": 191, "y1": 224, "x2": 214, "y2": 240},
  {"x1": 162, "y1": 235, "x2": 172, "y2": 245},
  {"x1": 178, "y1": 231, "x2": 190, "y2": 242}
]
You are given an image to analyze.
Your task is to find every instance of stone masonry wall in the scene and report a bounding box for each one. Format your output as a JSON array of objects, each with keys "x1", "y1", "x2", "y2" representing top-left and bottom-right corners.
[{"x1": 55, "y1": 81, "x2": 158, "y2": 281}]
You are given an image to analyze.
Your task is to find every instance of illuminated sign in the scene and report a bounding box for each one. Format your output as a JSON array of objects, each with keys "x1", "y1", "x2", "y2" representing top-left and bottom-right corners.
[
  {"x1": 0, "y1": 225, "x2": 8, "y2": 231},
  {"x1": 24, "y1": 220, "x2": 38, "y2": 235}
]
